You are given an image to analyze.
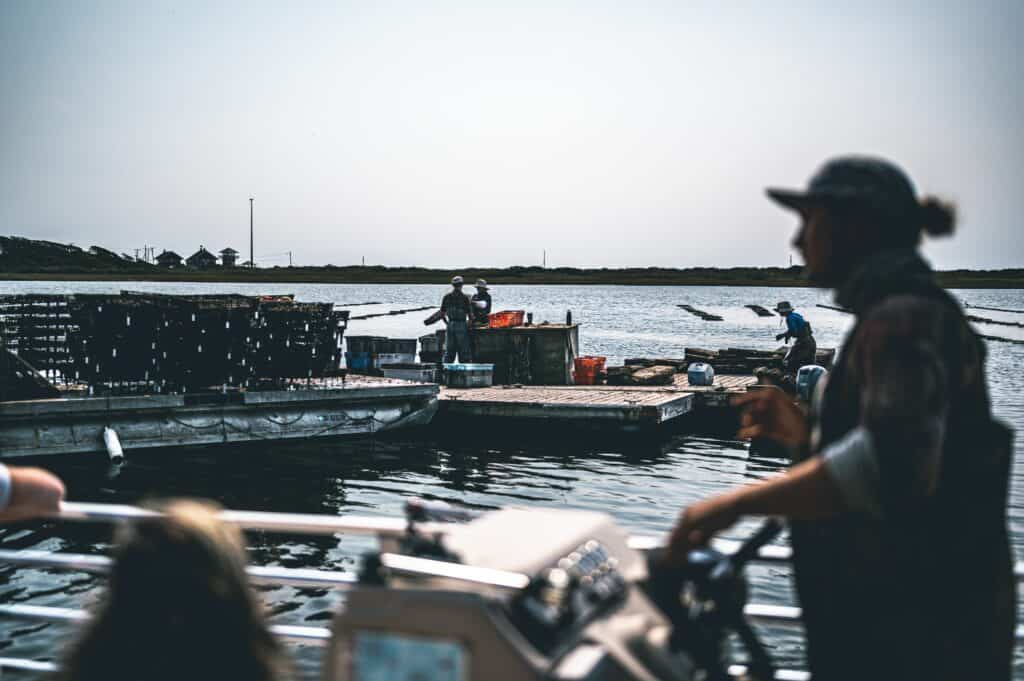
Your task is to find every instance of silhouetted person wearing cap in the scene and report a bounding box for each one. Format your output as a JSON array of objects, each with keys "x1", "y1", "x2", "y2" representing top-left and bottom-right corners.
[
  {"x1": 441, "y1": 276, "x2": 473, "y2": 363},
  {"x1": 667, "y1": 156, "x2": 1013, "y2": 681},
  {"x1": 773, "y1": 300, "x2": 816, "y2": 372},
  {"x1": 470, "y1": 279, "x2": 492, "y2": 326}
]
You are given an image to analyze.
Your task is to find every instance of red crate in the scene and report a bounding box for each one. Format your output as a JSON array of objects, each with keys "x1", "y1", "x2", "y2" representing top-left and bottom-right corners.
[{"x1": 488, "y1": 310, "x2": 525, "y2": 329}]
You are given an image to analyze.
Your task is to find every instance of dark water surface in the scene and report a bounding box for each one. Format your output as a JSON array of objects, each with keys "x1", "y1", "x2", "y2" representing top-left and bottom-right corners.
[{"x1": 2, "y1": 281, "x2": 1023, "y2": 678}]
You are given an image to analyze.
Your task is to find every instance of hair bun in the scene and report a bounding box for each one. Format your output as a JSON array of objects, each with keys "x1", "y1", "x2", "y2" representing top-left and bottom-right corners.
[{"x1": 920, "y1": 196, "x2": 956, "y2": 237}]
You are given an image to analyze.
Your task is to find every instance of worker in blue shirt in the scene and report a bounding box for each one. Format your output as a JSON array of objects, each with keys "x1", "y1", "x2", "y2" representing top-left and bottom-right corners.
[{"x1": 774, "y1": 301, "x2": 816, "y2": 372}]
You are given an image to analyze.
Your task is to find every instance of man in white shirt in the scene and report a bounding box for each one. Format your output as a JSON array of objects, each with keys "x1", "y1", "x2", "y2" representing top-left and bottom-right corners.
[{"x1": 0, "y1": 464, "x2": 65, "y2": 523}]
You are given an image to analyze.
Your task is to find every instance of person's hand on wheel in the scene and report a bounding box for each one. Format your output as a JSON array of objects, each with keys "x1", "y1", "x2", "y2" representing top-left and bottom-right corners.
[
  {"x1": 732, "y1": 389, "x2": 809, "y2": 450},
  {"x1": 665, "y1": 495, "x2": 741, "y2": 565}
]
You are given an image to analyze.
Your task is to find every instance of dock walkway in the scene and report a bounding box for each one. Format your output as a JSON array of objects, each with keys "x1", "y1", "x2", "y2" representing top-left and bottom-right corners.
[{"x1": 439, "y1": 374, "x2": 756, "y2": 427}]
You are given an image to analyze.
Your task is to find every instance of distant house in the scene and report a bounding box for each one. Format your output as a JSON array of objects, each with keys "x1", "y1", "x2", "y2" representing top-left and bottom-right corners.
[
  {"x1": 219, "y1": 247, "x2": 239, "y2": 267},
  {"x1": 156, "y1": 250, "x2": 183, "y2": 268},
  {"x1": 186, "y1": 246, "x2": 218, "y2": 269}
]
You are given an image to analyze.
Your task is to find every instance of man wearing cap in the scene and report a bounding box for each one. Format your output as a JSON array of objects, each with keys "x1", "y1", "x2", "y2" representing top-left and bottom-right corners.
[
  {"x1": 470, "y1": 279, "x2": 492, "y2": 326},
  {"x1": 667, "y1": 156, "x2": 1013, "y2": 680},
  {"x1": 773, "y1": 300, "x2": 816, "y2": 372},
  {"x1": 440, "y1": 276, "x2": 473, "y2": 363}
]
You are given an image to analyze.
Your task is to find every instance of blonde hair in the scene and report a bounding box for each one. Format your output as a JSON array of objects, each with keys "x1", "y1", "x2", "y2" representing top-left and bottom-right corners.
[{"x1": 60, "y1": 499, "x2": 288, "y2": 681}]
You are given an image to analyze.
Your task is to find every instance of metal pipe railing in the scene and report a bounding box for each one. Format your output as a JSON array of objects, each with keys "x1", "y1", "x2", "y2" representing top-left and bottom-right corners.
[
  {"x1": 0, "y1": 501, "x2": 1018, "y2": 658},
  {"x1": 0, "y1": 604, "x2": 331, "y2": 644},
  {"x1": 0, "y1": 549, "x2": 357, "y2": 589},
  {"x1": 57, "y1": 502, "x2": 1024, "y2": 579},
  {"x1": 727, "y1": 666, "x2": 811, "y2": 681},
  {"x1": 0, "y1": 657, "x2": 59, "y2": 673},
  {"x1": 7, "y1": 545, "x2": 1020, "y2": 641},
  {"x1": 0, "y1": 655, "x2": 814, "y2": 680},
  {"x1": 58, "y1": 501, "x2": 423, "y2": 538}
]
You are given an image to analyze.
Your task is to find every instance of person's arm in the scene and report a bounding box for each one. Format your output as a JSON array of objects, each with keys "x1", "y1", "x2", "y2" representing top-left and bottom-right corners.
[
  {"x1": 776, "y1": 315, "x2": 792, "y2": 343},
  {"x1": 668, "y1": 297, "x2": 951, "y2": 561},
  {"x1": 0, "y1": 465, "x2": 65, "y2": 523},
  {"x1": 668, "y1": 456, "x2": 843, "y2": 557}
]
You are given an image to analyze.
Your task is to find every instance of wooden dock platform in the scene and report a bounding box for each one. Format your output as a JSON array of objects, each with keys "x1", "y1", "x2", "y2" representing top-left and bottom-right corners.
[{"x1": 439, "y1": 374, "x2": 756, "y2": 428}]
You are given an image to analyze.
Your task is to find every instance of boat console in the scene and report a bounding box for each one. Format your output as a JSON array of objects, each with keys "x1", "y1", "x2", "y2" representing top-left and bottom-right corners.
[{"x1": 326, "y1": 502, "x2": 781, "y2": 681}]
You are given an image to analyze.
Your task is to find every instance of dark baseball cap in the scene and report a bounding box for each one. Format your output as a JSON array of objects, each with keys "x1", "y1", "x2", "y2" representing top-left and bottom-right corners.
[{"x1": 766, "y1": 156, "x2": 919, "y2": 219}]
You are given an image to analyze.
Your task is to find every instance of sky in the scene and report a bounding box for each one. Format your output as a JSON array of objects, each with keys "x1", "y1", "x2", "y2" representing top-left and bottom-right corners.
[{"x1": 1, "y1": 1, "x2": 1021, "y2": 270}]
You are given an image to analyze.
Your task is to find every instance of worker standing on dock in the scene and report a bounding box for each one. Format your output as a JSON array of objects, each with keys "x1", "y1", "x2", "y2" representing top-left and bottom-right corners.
[
  {"x1": 667, "y1": 156, "x2": 1013, "y2": 681},
  {"x1": 773, "y1": 300, "x2": 816, "y2": 371},
  {"x1": 470, "y1": 279, "x2": 492, "y2": 326},
  {"x1": 441, "y1": 276, "x2": 473, "y2": 362}
]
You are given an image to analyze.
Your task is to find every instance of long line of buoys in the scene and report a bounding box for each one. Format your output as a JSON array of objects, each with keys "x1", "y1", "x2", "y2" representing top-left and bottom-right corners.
[
  {"x1": 745, "y1": 304, "x2": 774, "y2": 317},
  {"x1": 966, "y1": 304, "x2": 1024, "y2": 315},
  {"x1": 967, "y1": 315, "x2": 1024, "y2": 329},
  {"x1": 816, "y1": 303, "x2": 852, "y2": 313},
  {"x1": 816, "y1": 302, "x2": 1024, "y2": 344},
  {"x1": 678, "y1": 304, "x2": 723, "y2": 321},
  {"x1": 348, "y1": 305, "x2": 435, "y2": 321}
]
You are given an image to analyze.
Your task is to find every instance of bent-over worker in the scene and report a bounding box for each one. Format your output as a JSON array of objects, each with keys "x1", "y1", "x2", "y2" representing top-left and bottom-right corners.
[
  {"x1": 774, "y1": 300, "x2": 816, "y2": 371},
  {"x1": 441, "y1": 276, "x2": 473, "y2": 363}
]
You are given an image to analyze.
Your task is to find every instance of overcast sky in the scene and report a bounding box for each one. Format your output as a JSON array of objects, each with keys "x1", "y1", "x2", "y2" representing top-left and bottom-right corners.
[{"x1": 1, "y1": 1, "x2": 1021, "y2": 270}]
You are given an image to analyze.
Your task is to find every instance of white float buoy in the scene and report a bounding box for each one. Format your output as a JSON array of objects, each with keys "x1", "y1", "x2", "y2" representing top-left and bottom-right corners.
[{"x1": 103, "y1": 427, "x2": 125, "y2": 465}]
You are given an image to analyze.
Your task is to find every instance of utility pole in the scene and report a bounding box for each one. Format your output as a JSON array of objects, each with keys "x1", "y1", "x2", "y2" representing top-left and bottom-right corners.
[
  {"x1": 543, "y1": 249, "x2": 546, "y2": 268},
  {"x1": 288, "y1": 251, "x2": 292, "y2": 267},
  {"x1": 249, "y1": 197, "x2": 254, "y2": 269}
]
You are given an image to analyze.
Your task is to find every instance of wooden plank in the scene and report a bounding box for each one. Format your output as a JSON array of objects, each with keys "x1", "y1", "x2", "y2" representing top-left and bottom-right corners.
[{"x1": 440, "y1": 386, "x2": 694, "y2": 424}]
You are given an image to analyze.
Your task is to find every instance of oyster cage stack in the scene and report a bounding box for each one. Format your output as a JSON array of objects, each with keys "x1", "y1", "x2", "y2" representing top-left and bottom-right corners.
[{"x1": 0, "y1": 293, "x2": 349, "y2": 395}]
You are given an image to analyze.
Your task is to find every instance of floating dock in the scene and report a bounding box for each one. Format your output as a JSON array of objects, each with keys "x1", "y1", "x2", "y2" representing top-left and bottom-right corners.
[
  {"x1": 0, "y1": 377, "x2": 438, "y2": 459},
  {"x1": 439, "y1": 374, "x2": 756, "y2": 429}
]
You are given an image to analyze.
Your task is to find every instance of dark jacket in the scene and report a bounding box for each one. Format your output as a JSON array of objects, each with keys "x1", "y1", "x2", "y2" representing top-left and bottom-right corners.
[
  {"x1": 441, "y1": 291, "x2": 472, "y2": 323},
  {"x1": 470, "y1": 291, "x2": 492, "y2": 324},
  {"x1": 792, "y1": 249, "x2": 1014, "y2": 680}
]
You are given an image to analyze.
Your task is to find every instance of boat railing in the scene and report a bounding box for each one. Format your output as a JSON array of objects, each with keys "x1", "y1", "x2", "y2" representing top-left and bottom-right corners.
[{"x1": 1, "y1": 501, "x2": 1021, "y2": 678}]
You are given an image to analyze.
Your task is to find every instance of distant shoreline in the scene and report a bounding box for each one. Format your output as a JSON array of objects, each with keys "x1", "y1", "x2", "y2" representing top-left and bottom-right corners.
[
  {"x1": 2, "y1": 267, "x2": 1022, "y2": 288},
  {"x1": 4, "y1": 236, "x2": 1020, "y2": 288}
]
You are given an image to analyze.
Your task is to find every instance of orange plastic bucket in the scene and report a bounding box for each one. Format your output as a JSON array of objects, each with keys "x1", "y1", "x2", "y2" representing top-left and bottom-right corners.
[{"x1": 573, "y1": 356, "x2": 606, "y2": 385}]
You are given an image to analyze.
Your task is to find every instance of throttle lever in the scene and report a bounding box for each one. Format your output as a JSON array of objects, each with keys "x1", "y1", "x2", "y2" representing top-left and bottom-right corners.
[
  {"x1": 644, "y1": 519, "x2": 785, "y2": 681},
  {"x1": 730, "y1": 518, "x2": 784, "y2": 569}
]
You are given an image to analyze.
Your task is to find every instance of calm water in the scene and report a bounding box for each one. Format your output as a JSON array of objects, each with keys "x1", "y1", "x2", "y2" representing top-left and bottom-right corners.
[{"x1": 1, "y1": 281, "x2": 1023, "y2": 678}]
